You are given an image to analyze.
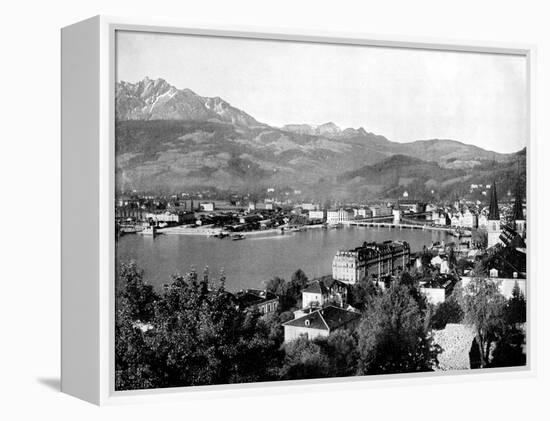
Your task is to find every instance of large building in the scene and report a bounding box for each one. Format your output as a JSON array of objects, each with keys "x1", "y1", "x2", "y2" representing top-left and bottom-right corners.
[
  {"x1": 326, "y1": 208, "x2": 354, "y2": 225},
  {"x1": 308, "y1": 210, "x2": 326, "y2": 221},
  {"x1": 332, "y1": 241, "x2": 411, "y2": 284}
]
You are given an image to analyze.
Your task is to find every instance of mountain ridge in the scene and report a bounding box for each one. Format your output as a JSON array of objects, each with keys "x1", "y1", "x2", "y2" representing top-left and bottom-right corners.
[{"x1": 115, "y1": 77, "x2": 524, "y2": 199}]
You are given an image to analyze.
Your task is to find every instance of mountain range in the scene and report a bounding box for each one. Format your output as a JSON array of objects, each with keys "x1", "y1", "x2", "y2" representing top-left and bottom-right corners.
[{"x1": 115, "y1": 77, "x2": 525, "y2": 201}]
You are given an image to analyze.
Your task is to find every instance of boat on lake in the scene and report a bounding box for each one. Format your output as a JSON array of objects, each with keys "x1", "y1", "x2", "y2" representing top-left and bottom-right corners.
[{"x1": 139, "y1": 225, "x2": 157, "y2": 236}]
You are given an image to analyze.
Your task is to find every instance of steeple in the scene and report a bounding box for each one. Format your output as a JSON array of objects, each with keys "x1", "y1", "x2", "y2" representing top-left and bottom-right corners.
[
  {"x1": 488, "y1": 180, "x2": 499, "y2": 221},
  {"x1": 513, "y1": 177, "x2": 524, "y2": 221}
]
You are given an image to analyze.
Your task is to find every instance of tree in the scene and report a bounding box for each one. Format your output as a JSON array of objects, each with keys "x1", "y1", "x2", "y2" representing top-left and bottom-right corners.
[
  {"x1": 505, "y1": 282, "x2": 526, "y2": 325},
  {"x1": 357, "y1": 283, "x2": 439, "y2": 375},
  {"x1": 488, "y1": 282, "x2": 527, "y2": 368},
  {"x1": 459, "y1": 278, "x2": 507, "y2": 368},
  {"x1": 118, "y1": 261, "x2": 158, "y2": 322},
  {"x1": 115, "y1": 295, "x2": 158, "y2": 390},
  {"x1": 430, "y1": 297, "x2": 464, "y2": 330},
  {"x1": 291, "y1": 269, "x2": 309, "y2": 290},
  {"x1": 265, "y1": 276, "x2": 285, "y2": 295},
  {"x1": 316, "y1": 330, "x2": 359, "y2": 377},
  {"x1": 279, "y1": 336, "x2": 330, "y2": 380},
  {"x1": 116, "y1": 264, "x2": 283, "y2": 390},
  {"x1": 455, "y1": 258, "x2": 474, "y2": 275},
  {"x1": 348, "y1": 276, "x2": 379, "y2": 310}
]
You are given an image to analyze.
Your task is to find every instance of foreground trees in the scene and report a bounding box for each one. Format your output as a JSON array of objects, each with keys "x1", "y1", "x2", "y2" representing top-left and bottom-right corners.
[
  {"x1": 457, "y1": 278, "x2": 526, "y2": 368},
  {"x1": 116, "y1": 263, "x2": 283, "y2": 390},
  {"x1": 459, "y1": 278, "x2": 507, "y2": 368},
  {"x1": 116, "y1": 262, "x2": 526, "y2": 390},
  {"x1": 357, "y1": 283, "x2": 439, "y2": 375}
]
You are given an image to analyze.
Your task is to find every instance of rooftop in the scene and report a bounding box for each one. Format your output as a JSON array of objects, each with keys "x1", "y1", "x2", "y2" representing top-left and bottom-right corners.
[
  {"x1": 235, "y1": 289, "x2": 278, "y2": 308},
  {"x1": 302, "y1": 280, "x2": 329, "y2": 295},
  {"x1": 283, "y1": 306, "x2": 360, "y2": 331}
]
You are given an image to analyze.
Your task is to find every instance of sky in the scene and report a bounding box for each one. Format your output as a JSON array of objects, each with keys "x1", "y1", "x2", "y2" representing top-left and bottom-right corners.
[{"x1": 116, "y1": 30, "x2": 527, "y2": 153}]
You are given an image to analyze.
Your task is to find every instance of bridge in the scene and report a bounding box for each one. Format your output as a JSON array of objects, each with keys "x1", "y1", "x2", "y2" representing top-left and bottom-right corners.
[{"x1": 351, "y1": 210, "x2": 432, "y2": 223}]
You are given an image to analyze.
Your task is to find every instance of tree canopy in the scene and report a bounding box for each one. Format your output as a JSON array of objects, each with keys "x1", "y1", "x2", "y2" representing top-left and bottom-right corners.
[{"x1": 357, "y1": 283, "x2": 439, "y2": 375}]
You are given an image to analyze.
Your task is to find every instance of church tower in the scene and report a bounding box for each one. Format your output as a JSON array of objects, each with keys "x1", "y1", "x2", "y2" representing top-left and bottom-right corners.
[
  {"x1": 513, "y1": 176, "x2": 526, "y2": 239},
  {"x1": 487, "y1": 180, "x2": 501, "y2": 248}
]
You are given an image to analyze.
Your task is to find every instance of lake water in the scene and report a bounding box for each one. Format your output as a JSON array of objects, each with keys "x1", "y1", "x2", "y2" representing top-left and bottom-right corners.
[{"x1": 116, "y1": 226, "x2": 451, "y2": 291}]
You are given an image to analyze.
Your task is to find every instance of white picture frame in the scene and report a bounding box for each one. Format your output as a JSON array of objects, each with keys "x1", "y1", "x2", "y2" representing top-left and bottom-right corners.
[{"x1": 61, "y1": 15, "x2": 536, "y2": 405}]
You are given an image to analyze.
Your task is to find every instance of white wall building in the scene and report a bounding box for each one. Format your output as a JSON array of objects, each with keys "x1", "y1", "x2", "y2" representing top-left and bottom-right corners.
[
  {"x1": 200, "y1": 202, "x2": 215, "y2": 212},
  {"x1": 308, "y1": 210, "x2": 326, "y2": 220},
  {"x1": 326, "y1": 208, "x2": 353, "y2": 225}
]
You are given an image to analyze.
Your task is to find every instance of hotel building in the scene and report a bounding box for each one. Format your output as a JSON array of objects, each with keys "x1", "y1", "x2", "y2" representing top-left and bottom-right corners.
[{"x1": 332, "y1": 241, "x2": 411, "y2": 284}]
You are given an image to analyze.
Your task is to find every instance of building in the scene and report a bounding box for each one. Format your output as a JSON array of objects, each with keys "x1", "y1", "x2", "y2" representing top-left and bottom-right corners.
[
  {"x1": 301, "y1": 279, "x2": 348, "y2": 309},
  {"x1": 478, "y1": 213, "x2": 488, "y2": 229},
  {"x1": 326, "y1": 208, "x2": 354, "y2": 225},
  {"x1": 300, "y1": 203, "x2": 318, "y2": 211},
  {"x1": 461, "y1": 208, "x2": 478, "y2": 229},
  {"x1": 486, "y1": 180, "x2": 502, "y2": 248},
  {"x1": 308, "y1": 210, "x2": 326, "y2": 221},
  {"x1": 431, "y1": 255, "x2": 451, "y2": 274},
  {"x1": 420, "y1": 276, "x2": 454, "y2": 305},
  {"x1": 234, "y1": 289, "x2": 279, "y2": 315},
  {"x1": 355, "y1": 208, "x2": 372, "y2": 218},
  {"x1": 200, "y1": 202, "x2": 215, "y2": 212},
  {"x1": 145, "y1": 211, "x2": 181, "y2": 225},
  {"x1": 302, "y1": 280, "x2": 329, "y2": 308},
  {"x1": 398, "y1": 200, "x2": 427, "y2": 214},
  {"x1": 332, "y1": 241, "x2": 411, "y2": 284},
  {"x1": 282, "y1": 306, "x2": 360, "y2": 343}
]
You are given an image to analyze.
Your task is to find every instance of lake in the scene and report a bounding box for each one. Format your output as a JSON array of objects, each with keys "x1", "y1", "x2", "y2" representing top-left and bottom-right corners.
[{"x1": 116, "y1": 226, "x2": 452, "y2": 292}]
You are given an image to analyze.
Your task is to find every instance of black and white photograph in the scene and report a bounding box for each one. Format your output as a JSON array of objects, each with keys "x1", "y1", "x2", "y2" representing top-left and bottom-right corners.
[{"x1": 114, "y1": 30, "x2": 528, "y2": 391}]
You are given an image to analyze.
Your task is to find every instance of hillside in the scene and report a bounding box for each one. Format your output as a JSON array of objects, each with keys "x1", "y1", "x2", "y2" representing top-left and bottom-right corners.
[{"x1": 115, "y1": 77, "x2": 524, "y2": 200}]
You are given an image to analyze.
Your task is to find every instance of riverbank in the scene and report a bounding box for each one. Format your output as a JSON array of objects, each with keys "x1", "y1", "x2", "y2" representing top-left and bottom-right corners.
[{"x1": 159, "y1": 223, "x2": 326, "y2": 237}]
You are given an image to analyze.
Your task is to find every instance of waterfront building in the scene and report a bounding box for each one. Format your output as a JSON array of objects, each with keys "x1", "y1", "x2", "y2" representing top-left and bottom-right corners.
[
  {"x1": 308, "y1": 210, "x2": 326, "y2": 221},
  {"x1": 398, "y1": 200, "x2": 427, "y2": 214},
  {"x1": 326, "y1": 208, "x2": 354, "y2": 225},
  {"x1": 282, "y1": 306, "x2": 360, "y2": 343},
  {"x1": 332, "y1": 241, "x2": 411, "y2": 284},
  {"x1": 487, "y1": 181, "x2": 502, "y2": 248},
  {"x1": 145, "y1": 211, "x2": 181, "y2": 225},
  {"x1": 356, "y1": 208, "x2": 372, "y2": 218}
]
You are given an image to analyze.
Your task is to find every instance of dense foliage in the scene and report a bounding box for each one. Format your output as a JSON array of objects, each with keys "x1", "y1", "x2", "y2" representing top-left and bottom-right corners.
[
  {"x1": 115, "y1": 262, "x2": 283, "y2": 390},
  {"x1": 357, "y1": 283, "x2": 439, "y2": 375},
  {"x1": 115, "y1": 261, "x2": 526, "y2": 390}
]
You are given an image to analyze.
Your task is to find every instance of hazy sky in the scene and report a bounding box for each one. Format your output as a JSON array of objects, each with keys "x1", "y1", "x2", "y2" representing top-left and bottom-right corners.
[{"x1": 116, "y1": 31, "x2": 527, "y2": 153}]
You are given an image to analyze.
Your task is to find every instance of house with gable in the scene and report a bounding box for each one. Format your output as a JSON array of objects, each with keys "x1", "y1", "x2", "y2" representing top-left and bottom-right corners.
[{"x1": 282, "y1": 306, "x2": 360, "y2": 343}]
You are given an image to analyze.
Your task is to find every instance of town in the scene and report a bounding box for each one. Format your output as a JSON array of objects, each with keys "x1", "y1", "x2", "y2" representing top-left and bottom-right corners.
[
  {"x1": 115, "y1": 176, "x2": 527, "y2": 389},
  {"x1": 115, "y1": 179, "x2": 526, "y2": 241}
]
